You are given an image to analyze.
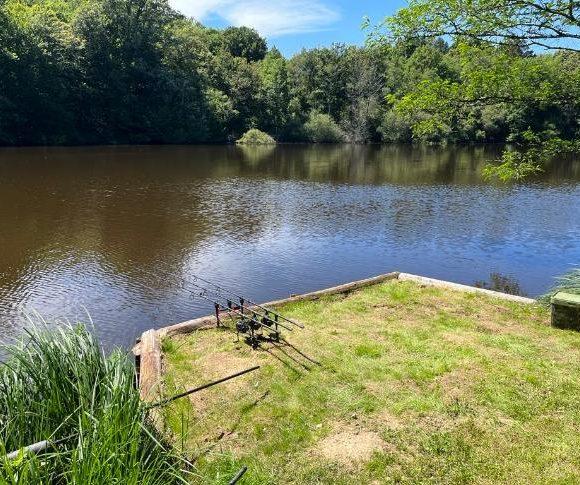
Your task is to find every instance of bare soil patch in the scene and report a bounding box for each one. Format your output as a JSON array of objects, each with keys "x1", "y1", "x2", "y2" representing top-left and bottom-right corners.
[{"x1": 315, "y1": 428, "x2": 387, "y2": 465}]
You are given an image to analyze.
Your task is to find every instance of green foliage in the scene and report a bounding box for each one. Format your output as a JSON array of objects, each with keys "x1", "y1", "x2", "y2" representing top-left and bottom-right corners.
[
  {"x1": 222, "y1": 26, "x2": 267, "y2": 63},
  {"x1": 482, "y1": 151, "x2": 544, "y2": 182},
  {"x1": 236, "y1": 128, "x2": 276, "y2": 145},
  {"x1": 258, "y1": 48, "x2": 290, "y2": 138},
  {"x1": 383, "y1": 40, "x2": 580, "y2": 178},
  {"x1": 0, "y1": 321, "x2": 187, "y2": 483},
  {"x1": 382, "y1": 0, "x2": 580, "y2": 52},
  {"x1": 288, "y1": 44, "x2": 351, "y2": 122},
  {"x1": 0, "y1": 0, "x2": 578, "y2": 161},
  {"x1": 379, "y1": 109, "x2": 413, "y2": 142},
  {"x1": 340, "y1": 48, "x2": 384, "y2": 143},
  {"x1": 539, "y1": 268, "x2": 580, "y2": 305},
  {"x1": 303, "y1": 112, "x2": 345, "y2": 143},
  {"x1": 483, "y1": 130, "x2": 580, "y2": 181},
  {"x1": 373, "y1": 2, "x2": 580, "y2": 179}
]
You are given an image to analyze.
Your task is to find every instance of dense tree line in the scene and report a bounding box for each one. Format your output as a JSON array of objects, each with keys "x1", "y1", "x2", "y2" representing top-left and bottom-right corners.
[
  {"x1": 1, "y1": 0, "x2": 579, "y2": 150},
  {"x1": 380, "y1": 0, "x2": 580, "y2": 179}
]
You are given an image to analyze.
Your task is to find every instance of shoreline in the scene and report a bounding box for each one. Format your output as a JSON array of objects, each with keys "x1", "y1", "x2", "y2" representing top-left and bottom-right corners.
[{"x1": 135, "y1": 271, "x2": 536, "y2": 401}]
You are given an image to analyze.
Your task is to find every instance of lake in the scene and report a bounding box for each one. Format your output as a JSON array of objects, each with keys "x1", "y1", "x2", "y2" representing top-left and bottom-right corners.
[{"x1": 0, "y1": 144, "x2": 579, "y2": 351}]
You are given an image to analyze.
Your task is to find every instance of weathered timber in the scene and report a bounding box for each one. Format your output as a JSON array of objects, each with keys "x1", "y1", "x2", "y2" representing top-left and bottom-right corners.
[
  {"x1": 154, "y1": 272, "x2": 400, "y2": 339},
  {"x1": 139, "y1": 329, "x2": 162, "y2": 402},
  {"x1": 260, "y1": 272, "x2": 401, "y2": 307},
  {"x1": 144, "y1": 270, "x2": 535, "y2": 348},
  {"x1": 156, "y1": 315, "x2": 220, "y2": 339},
  {"x1": 398, "y1": 273, "x2": 536, "y2": 304}
]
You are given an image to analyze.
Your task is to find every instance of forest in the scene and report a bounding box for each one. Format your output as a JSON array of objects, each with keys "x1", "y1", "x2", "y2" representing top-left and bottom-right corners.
[{"x1": 1, "y1": 0, "x2": 579, "y2": 162}]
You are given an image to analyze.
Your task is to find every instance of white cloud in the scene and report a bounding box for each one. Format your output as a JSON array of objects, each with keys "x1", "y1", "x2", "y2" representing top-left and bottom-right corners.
[
  {"x1": 169, "y1": 0, "x2": 228, "y2": 20},
  {"x1": 170, "y1": 0, "x2": 341, "y2": 37}
]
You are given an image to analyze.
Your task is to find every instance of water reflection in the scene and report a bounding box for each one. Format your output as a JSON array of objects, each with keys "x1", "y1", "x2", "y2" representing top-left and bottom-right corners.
[
  {"x1": 474, "y1": 273, "x2": 527, "y2": 296},
  {"x1": 0, "y1": 144, "x2": 578, "y2": 350}
]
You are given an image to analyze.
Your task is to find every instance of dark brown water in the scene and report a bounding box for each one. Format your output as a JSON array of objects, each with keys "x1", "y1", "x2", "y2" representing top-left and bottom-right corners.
[{"x1": 1, "y1": 144, "x2": 579, "y2": 351}]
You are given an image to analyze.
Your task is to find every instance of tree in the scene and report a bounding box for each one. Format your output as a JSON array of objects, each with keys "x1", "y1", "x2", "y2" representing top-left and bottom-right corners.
[
  {"x1": 0, "y1": 0, "x2": 578, "y2": 149},
  {"x1": 376, "y1": 2, "x2": 580, "y2": 179},
  {"x1": 257, "y1": 48, "x2": 290, "y2": 138},
  {"x1": 159, "y1": 19, "x2": 211, "y2": 142},
  {"x1": 222, "y1": 26, "x2": 267, "y2": 63},
  {"x1": 304, "y1": 112, "x2": 345, "y2": 143},
  {"x1": 205, "y1": 87, "x2": 238, "y2": 140},
  {"x1": 382, "y1": 0, "x2": 580, "y2": 52},
  {"x1": 288, "y1": 44, "x2": 350, "y2": 121},
  {"x1": 340, "y1": 49, "x2": 384, "y2": 143},
  {"x1": 0, "y1": 0, "x2": 85, "y2": 145},
  {"x1": 73, "y1": 0, "x2": 176, "y2": 143},
  {"x1": 220, "y1": 54, "x2": 263, "y2": 137}
]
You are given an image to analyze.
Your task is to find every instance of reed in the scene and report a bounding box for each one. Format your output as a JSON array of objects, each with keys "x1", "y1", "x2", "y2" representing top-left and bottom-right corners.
[
  {"x1": 0, "y1": 320, "x2": 189, "y2": 483},
  {"x1": 539, "y1": 267, "x2": 580, "y2": 304}
]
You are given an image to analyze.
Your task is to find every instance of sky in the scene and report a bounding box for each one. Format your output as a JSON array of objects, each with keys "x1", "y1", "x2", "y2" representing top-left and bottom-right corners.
[{"x1": 168, "y1": 0, "x2": 407, "y2": 56}]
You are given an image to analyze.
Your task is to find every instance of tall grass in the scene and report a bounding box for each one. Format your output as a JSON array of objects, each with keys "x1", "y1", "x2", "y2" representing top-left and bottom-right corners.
[
  {"x1": 539, "y1": 267, "x2": 580, "y2": 304},
  {"x1": 0, "y1": 321, "x2": 189, "y2": 484}
]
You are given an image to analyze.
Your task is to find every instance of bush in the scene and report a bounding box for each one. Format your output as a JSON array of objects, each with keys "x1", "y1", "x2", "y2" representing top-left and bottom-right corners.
[
  {"x1": 303, "y1": 112, "x2": 344, "y2": 143},
  {"x1": 236, "y1": 129, "x2": 276, "y2": 145},
  {"x1": 379, "y1": 110, "x2": 413, "y2": 142}
]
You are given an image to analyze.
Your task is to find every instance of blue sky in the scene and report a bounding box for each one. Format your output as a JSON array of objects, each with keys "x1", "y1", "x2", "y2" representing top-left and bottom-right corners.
[{"x1": 169, "y1": 0, "x2": 407, "y2": 56}]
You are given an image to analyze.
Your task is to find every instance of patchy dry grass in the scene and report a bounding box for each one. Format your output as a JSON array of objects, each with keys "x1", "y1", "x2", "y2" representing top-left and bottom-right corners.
[{"x1": 160, "y1": 280, "x2": 580, "y2": 484}]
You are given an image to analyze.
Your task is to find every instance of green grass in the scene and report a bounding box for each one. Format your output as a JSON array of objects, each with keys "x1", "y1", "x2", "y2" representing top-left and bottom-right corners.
[
  {"x1": 161, "y1": 280, "x2": 580, "y2": 484},
  {"x1": 0, "y1": 320, "x2": 190, "y2": 484}
]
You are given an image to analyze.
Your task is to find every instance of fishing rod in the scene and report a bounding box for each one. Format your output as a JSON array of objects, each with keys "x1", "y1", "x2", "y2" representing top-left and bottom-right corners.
[
  {"x1": 186, "y1": 283, "x2": 292, "y2": 332},
  {"x1": 128, "y1": 263, "x2": 300, "y2": 348},
  {"x1": 186, "y1": 272, "x2": 304, "y2": 329},
  {"x1": 132, "y1": 263, "x2": 299, "y2": 333},
  {"x1": 192, "y1": 288, "x2": 292, "y2": 348},
  {"x1": 150, "y1": 264, "x2": 304, "y2": 329},
  {"x1": 229, "y1": 466, "x2": 248, "y2": 485},
  {"x1": 148, "y1": 366, "x2": 260, "y2": 409}
]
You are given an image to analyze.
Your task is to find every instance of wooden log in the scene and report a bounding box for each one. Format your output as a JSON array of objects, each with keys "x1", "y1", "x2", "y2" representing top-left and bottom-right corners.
[
  {"x1": 139, "y1": 329, "x2": 162, "y2": 402},
  {"x1": 398, "y1": 273, "x2": 536, "y2": 304},
  {"x1": 145, "y1": 270, "x2": 536, "y2": 348},
  {"x1": 257, "y1": 272, "x2": 401, "y2": 308},
  {"x1": 157, "y1": 315, "x2": 219, "y2": 338},
  {"x1": 154, "y1": 272, "x2": 400, "y2": 338}
]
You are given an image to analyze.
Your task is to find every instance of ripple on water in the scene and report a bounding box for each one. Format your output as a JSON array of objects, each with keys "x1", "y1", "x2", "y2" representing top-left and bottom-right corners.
[{"x1": 0, "y1": 145, "x2": 578, "y2": 352}]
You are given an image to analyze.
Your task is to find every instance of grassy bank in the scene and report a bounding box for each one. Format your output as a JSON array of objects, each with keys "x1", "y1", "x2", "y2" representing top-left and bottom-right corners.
[
  {"x1": 162, "y1": 279, "x2": 580, "y2": 484},
  {"x1": 0, "y1": 323, "x2": 188, "y2": 483}
]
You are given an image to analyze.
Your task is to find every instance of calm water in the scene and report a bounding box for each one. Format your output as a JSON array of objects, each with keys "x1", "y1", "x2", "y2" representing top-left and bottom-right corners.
[{"x1": 0, "y1": 144, "x2": 579, "y2": 351}]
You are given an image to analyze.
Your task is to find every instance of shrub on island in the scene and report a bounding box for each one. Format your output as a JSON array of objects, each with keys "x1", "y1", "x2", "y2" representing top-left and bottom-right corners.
[{"x1": 236, "y1": 129, "x2": 276, "y2": 145}]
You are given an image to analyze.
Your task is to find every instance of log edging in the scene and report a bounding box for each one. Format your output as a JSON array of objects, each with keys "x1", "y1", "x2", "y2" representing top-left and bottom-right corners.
[
  {"x1": 134, "y1": 271, "x2": 537, "y2": 397},
  {"x1": 398, "y1": 273, "x2": 536, "y2": 304},
  {"x1": 138, "y1": 329, "x2": 162, "y2": 402},
  {"x1": 156, "y1": 271, "x2": 401, "y2": 339}
]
